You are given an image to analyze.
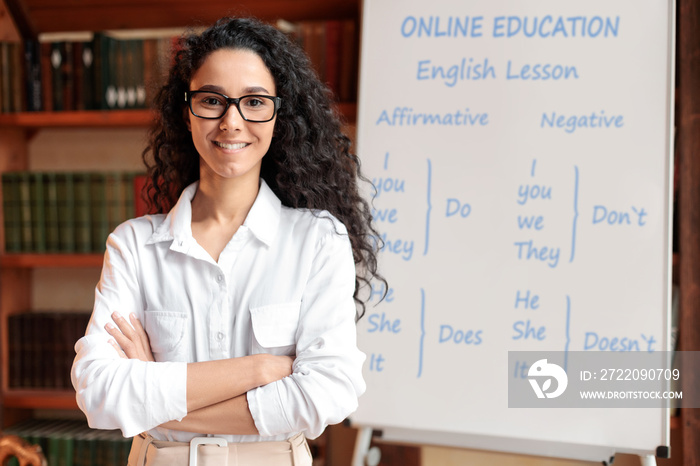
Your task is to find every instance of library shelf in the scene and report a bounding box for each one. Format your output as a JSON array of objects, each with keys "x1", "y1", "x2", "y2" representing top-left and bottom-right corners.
[
  {"x1": 0, "y1": 103, "x2": 357, "y2": 129},
  {"x1": 0, "y1": 254, "x2": 104, "y2": 268},
  {"x1": 6, "y1": 0, "x2": 360, "y2": 35},
  {"x1": 2, "y1": 389, "x2": 78, "y2": 410},
  {"x1": 0, "y1": 110, "x2": 155, "y2": 128}
]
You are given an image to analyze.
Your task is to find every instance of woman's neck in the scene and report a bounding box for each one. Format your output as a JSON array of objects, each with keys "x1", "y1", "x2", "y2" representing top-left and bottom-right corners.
[
  {"x1": 191, "y1": 173, "x2": 260, "y2": 226},
  {"x1": 189, "y1": 173, "x2": 260, "y2": 262}
]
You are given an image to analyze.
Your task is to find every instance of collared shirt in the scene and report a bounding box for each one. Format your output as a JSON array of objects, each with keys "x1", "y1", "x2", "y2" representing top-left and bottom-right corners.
[{"x1": 71, "y1": 180, "x2": 366, "y2": 442}]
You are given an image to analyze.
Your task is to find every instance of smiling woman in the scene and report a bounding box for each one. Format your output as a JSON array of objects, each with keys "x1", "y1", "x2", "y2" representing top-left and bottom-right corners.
[
  {"x1": 186, "y1": 49, "x2": 277, "y2": 188},
  {"x1": 70, "y1": 16, "x2": 386, "y2": 466}
]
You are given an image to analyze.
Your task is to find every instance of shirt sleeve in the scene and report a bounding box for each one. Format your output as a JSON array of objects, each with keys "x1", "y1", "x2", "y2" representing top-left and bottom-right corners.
[
  {"x1": 247, "y1": 226, "x2": 367, "y2": 439},
  {"x1": 71, "y1": 223, "x2": 188, "y2": 438}
]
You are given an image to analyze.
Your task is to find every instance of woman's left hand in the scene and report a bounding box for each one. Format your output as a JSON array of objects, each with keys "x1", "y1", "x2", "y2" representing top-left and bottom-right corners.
[{"x1": 105, "y1": 312, "x2": 155, "y2": 362}]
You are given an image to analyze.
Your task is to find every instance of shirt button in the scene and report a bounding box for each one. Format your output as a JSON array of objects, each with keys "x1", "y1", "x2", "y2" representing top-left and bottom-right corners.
[
  {"x1": 216, "y1": 274, "x2": 224, "y2": 283},
  {"x1": 216, "y1": 332, "x2": 224, "y2": 341}
]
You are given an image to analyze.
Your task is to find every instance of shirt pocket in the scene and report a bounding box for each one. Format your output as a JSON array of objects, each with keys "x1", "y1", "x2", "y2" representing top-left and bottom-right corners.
[
  {"x1": 143, "y1": 310, "x2": 188, "y2": 362},
  {"x1": 250, "y1": 302, "x2": 301, "y2": 356}
]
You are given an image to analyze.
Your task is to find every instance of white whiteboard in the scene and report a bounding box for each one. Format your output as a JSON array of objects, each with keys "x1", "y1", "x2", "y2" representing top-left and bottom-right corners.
[{"x1": 352, "y1": 0, "x2": 675, "y2": 462}]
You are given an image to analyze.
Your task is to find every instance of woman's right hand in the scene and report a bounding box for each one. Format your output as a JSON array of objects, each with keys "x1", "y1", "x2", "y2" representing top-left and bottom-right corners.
[{"x1": 256, "y1": 354, "x2": 294, "y2": 386}]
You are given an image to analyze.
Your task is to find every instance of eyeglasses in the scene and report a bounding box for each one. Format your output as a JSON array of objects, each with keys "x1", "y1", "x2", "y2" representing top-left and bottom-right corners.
[{"x1": 185, "y1": 90, "x2": 282, "y2": 122}]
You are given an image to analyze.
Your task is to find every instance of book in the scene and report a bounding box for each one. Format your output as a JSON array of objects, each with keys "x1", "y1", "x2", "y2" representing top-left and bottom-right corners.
[
  {"x1": 19, "y1": 312, "x2": 32, "y2": 387},
  {"x1": 44, "y1": 172, "x2": 60, "y2": 252},
  {"x1": 56, "y1": 172, "x2": 76, "y2": 252},
  {"x1": 40, "y1": 41, "x2": 53, "y2": 112},
  {"x1": 8, "y1": 312, "x2": 91, "y2": 389},
  {"x1": 37, "y1": 313, "x2": 53, "y2": 388},
  {"x1": 101, "y1": 34, "x2": 118, "y2": 110},
  {"x1": 89, "y1": 172, "x2": 108, "y2": 253},
  {"x1": 8, "y1": 311, "x2": 22, "y2": 388},
  {"x1": 0, "y1": 42, "x2": 11, "y2": 113},
  {"x1": 133, "y1": 40, "x2": 146, "y2": 108},
  {"x1": 114, "y1": 38, "x2": 126, "y2": 109},
  {"x1": 132, "y1": 173, "x2": 148, "y2": 217},
  {"x1": 17, "y1": 172, "x2": 33, "y2": 252},
  {"x1": 30, "y1": 172, "x2": 46, "y2": 253},
  {"x1": 72, "y1": 41, "x2": 85, "y2": 110},
  {"x1": 12, "y1": 42, "x2": 26, "y2": 112},
  {"x1": 3, "y1": 172, "x2": 22, "y2": 252},
  {"x1": 24, "y1": 39, "x2": 43, "y2": 111},
  {"x1": 61, "y1": 42, "x2": 75, "y2": 111},
  {"x1": 105, "y1": 172, "x2": 123, "y2": 233},
  {"x1": 50, "y1": 42, "x2": 65, "y2": 111},
  {"x1": 142, "y1": 38, "x2": 158, "y2": 108},
  {"x1": 73, "y1": 172, "x2": 92, "y2": 253},
  {"x1": 338, "y1": 19, "x2": 358, "y2": 102},
  {"x1": 79, "y1": 40, "x2": 96, "y2": 110}
]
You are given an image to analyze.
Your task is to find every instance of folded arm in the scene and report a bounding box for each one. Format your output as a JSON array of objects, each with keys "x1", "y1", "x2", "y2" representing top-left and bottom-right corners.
[
  {"x1": 105, "y1": 311, "x2": 289, "y2": 434},
  {"x1": 72, "y1": 224, "x2": 292, "y2": 437},
  {"x1": 246, "y1": 227, "x2": 367, "y2": 439}
]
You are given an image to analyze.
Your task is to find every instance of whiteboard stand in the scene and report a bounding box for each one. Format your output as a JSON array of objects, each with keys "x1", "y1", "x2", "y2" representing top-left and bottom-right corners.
[
  {"x1": 640, "y1": 455, "x2": 657, "y2": 466},
  {"x1": 352, "y1": 427, "x2": 381, "y2": 466}
]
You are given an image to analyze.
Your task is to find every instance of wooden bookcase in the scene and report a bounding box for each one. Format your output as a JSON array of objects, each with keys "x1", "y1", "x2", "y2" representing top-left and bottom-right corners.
[{"x1": 0, "y1": 4, "x2": 362, "y2": 466}]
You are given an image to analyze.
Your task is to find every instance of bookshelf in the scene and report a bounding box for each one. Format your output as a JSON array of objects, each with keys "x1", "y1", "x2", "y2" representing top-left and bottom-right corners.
[
  {"x1": 0, "y1": 5, "x2": 362, "y2": 460},
  {"x1": 0, "y1": 110, "x2": 154, "y2": 128},
  {"x1": 0, "y1": 103, "x2": 357, "y2": 129},
  {"x1": 0, "y1": 254, "x2": 103, "y2": 268}
]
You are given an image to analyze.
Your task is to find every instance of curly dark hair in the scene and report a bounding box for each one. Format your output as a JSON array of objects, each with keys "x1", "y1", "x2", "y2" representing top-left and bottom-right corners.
[{"x1": 142, "y1": 16, "x2": 384, "y2": 317}]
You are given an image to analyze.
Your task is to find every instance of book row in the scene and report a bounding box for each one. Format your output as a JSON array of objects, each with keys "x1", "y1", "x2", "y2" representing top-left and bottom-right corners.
[
  {"x1": 2, "y1": 171, "x2": 149, "y2": 254},
  {"x1": 8, "y1": 312, "x2": 91, "y2": 390},
  {"x1": 0, "y1": 19, "x2": 359, "y2": 114},
  {"x1": 0, "y1": 35, "x2": 173, "y2": 113},
  {"x1": 4, "y1": 418, "x2": 131, "y2": 466}
]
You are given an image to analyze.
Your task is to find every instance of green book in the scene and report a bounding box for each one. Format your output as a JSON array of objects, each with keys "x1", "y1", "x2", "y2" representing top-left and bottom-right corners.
[
  {"x1": 123, "y1": 172, "x2": 136, "y2": 219},
  {"x1": 90, "y1": 172, "x2": 108, "y2": 253},
  {"x1": 30, "y1": 172, "x2": 46, "y2": 253},
  {"x1": 17, "y1": 172, "x2": 33, "y2": 252},
  {"x1": 30, "y1": 419, "x2": 68, "y2": 465},
  {"x1": 56, "y1": 421, "x2": 84, "y2": 466},
  {"x1": 43, "y1": 420, "x2": 76, "y2": 466},
  {"x1": 105, "y1": 172, "x2": 123, "y2": 233},
  {"x1": 73, "y1": 172, "x2": 91, "y2": 253},
  {"x1": 44, "y1": 172, "x2": 60, "y2": 252},
  {"x1": 83, "y1": 429, "x2": 99, "y2": 466},
  {"x1": 2, "y1": 172, "x2": 22, "y2": 252},
  {"x1": 56, "y1": 172, "x2": 76, "y2": 252}
]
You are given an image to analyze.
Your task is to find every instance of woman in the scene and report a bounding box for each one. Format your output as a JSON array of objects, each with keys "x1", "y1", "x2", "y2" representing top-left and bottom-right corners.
[{"x1": 71, "y1": 17, "x2": 383, "y2": 466}]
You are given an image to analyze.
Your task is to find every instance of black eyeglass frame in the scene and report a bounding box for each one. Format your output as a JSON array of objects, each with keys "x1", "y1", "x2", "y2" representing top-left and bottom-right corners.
[{"x1": 184, "y1": 90, "x2": 282, "y2": 122}]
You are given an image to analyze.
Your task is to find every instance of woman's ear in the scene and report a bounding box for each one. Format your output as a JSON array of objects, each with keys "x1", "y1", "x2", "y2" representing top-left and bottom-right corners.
[{"x1": 184, "y1": 108, "x2": 192, "y2": 131}]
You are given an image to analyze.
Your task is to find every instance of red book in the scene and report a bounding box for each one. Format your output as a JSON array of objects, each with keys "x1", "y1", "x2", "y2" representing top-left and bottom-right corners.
[{"x1": 133, "y1": 174, "x2": 150, "y2": 217}]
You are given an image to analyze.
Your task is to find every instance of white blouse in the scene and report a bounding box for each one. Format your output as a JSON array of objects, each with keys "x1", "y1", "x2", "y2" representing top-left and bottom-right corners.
[{"x1": 71, "y1": 180, "x2": 366, "y2": 442}]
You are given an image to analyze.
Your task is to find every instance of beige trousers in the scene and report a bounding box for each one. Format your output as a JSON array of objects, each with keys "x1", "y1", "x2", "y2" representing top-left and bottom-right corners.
[{"x1": 127, "y1": 432, "x2": 312, "y2": 466}]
